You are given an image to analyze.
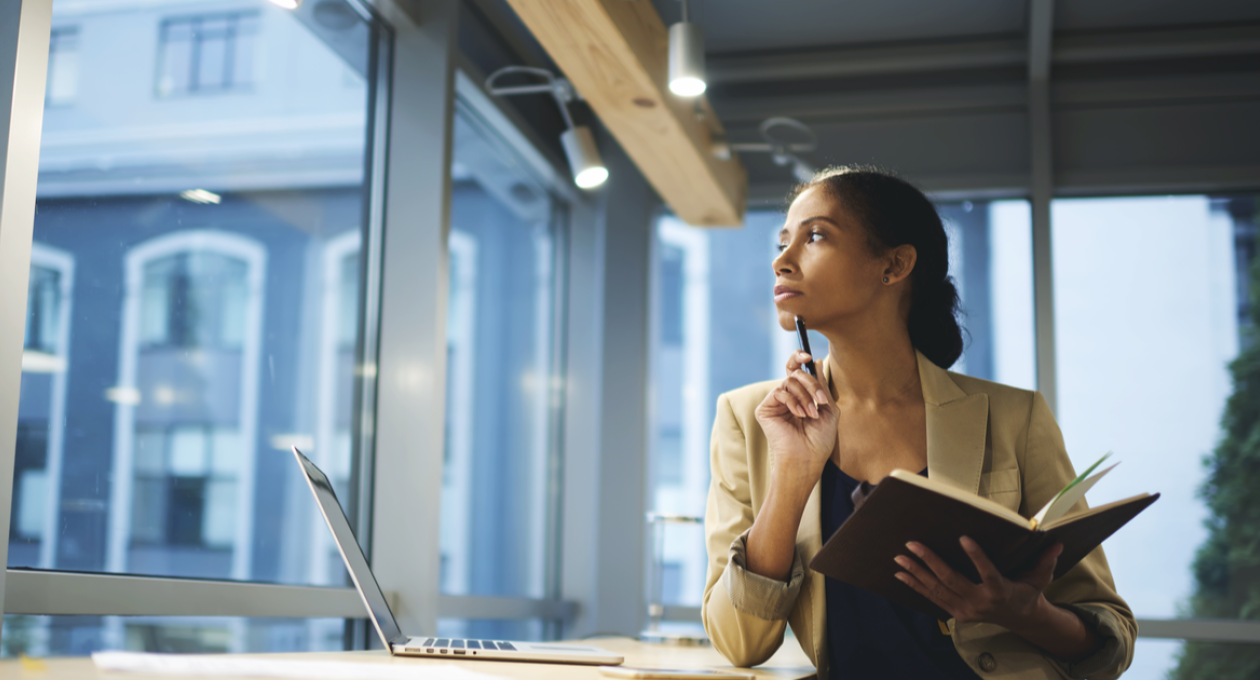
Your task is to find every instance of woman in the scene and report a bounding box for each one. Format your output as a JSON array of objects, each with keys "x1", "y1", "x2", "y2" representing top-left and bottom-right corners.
[{"x1": 701, "y1": 167, "x2": 1134, "y2": 680}]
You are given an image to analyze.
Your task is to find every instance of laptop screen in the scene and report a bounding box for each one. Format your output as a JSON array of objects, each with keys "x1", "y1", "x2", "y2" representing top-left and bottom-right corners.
[{"x1": 291, "y1": 447, "x2": 405, "y2": 648}]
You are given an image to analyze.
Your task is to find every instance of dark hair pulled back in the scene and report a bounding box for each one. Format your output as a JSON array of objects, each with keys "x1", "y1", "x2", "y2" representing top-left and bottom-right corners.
[{"x1": 789, "y1": 165, "x2": 964, "y2": 369}]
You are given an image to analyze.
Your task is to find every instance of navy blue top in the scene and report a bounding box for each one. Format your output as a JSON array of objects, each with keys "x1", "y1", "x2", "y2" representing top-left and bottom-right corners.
[{"x1": 821, "y1": 460, "x2": 981, "y2": 680}]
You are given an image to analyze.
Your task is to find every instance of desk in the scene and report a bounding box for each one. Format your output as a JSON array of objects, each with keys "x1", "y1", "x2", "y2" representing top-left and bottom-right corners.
[{"x1": 1, "y1": 636, "x2": 817, "y2": 680}]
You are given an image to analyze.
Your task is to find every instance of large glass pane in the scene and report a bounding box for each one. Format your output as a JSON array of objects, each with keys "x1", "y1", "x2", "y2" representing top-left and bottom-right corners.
[
  {"x1": 1051, "y1": 194, "x2": 1257, "y2": 678},
  {"x1": 647, "y1": 202, "x2": 1034, "y2": 623},
  {"x1": 438, "y1": 106, "x2": 563, "y2": 638},
  {"x1": 8, "y1": 0, "x2": 382, "y2": 614},
  {"x1": 0, "y1": 615, "x2": 348, "y2": 658}
]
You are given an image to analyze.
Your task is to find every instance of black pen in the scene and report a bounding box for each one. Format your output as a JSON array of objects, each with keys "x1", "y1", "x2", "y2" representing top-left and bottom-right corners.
[{"x1": 794, "y1": 316, "x2": 818, "y2": 378}]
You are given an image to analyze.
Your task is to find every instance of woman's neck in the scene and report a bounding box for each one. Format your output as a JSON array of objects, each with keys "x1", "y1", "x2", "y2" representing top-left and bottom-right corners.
[{"x1": 822, "y1": 325, "x2": 921, "y2": 407}]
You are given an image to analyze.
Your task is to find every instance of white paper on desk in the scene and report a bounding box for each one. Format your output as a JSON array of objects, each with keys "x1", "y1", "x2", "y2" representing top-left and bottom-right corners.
[{"x1": 92, "y1": 651, "x2": 500, "y2": 680}]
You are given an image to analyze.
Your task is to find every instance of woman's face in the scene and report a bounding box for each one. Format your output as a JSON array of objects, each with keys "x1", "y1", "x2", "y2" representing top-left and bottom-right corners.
[{"x1": 772, "y1": 185, "x2": 888, "y2": 333}]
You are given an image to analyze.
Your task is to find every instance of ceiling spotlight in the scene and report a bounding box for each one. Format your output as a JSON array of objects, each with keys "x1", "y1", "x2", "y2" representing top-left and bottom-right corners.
[
  {"x1": 268, "y1": 0, "x2": 302, "y2": 8},
  {"x1": 561, "y1": 128, "x2": 609, "y2": 189},
  {"x1": 487, "y1": 66, "x2": 608, "y2": 190},
  {"x1": 725, "y1": 117, "x2": 819, "y2": 182},
  {"x1": 668, "y1": 0, "x2": 706, "y2": 97}
]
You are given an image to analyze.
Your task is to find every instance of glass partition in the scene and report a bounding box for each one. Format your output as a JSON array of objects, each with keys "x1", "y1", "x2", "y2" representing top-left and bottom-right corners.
[
  {"x1": 437, "y1": 105, "x2": 565, "y2": 641},
  {"x1": 1051, "y1": 194, "x2": 1258, "y2": 679}
]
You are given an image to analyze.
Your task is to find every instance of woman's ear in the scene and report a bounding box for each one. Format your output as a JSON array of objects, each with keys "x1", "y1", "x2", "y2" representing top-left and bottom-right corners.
[{"x1": 883, "y1": 245, "x2": 917, "y2": 284}]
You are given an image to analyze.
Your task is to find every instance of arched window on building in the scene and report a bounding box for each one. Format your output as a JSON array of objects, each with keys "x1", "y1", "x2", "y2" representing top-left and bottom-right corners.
[
  {"x1": 9, "y1": 244, "x2": 75, "y2": 570},
  {"x1": 106, "y1": 231, "x2": 266, "y2": 581}
]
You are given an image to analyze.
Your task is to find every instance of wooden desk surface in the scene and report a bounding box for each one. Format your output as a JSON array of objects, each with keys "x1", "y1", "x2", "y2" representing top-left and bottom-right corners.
[{"x1": 1, "y1": 636, "x2": 817, "y2": 680}]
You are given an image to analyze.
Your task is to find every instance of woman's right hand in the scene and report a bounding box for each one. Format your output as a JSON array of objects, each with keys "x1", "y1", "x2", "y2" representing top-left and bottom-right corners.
[
  {"x1": 754, "y1": 351, "x2": 838, "y2": 490},
  {"x1": 744, "y1": 351, "x2": 839, "y2": 582}
]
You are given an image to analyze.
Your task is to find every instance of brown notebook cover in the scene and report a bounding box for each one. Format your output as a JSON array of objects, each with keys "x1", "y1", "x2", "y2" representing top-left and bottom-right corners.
[{"x1": 807, "y1": 475, "x2": 1159, "y2": 620}]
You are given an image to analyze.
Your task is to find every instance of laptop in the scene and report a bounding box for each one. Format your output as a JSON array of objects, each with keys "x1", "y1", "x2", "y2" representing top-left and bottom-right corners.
[{"x1": 291, "y1": 447, "x2": 624, "y2": 666}]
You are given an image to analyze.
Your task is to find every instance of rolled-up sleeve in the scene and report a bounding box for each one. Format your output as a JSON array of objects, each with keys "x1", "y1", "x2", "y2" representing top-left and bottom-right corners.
[
  {"x1": 702, "y1": 393, "x2": 796, "y2": 667},
  {"x1": 723, "y1": 528, "x2": 804, "y2": 621},
  {"x1": 1049, "y1": 604, "x2": 1128, "y2": 680}
]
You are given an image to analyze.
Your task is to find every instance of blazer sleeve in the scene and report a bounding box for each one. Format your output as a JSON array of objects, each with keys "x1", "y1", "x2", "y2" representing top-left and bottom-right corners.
[
  {"x1": 1019, "y1": 391, "x2": 1137, "y2": 680},
  {"x1": 701, "y1": 393, "x2": 802, "y2": 667}
]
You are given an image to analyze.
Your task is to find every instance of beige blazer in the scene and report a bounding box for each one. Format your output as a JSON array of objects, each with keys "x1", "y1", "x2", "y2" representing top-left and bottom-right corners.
[{"x1": 702, "y1": 351, "x2": 1136, "y2": 680}]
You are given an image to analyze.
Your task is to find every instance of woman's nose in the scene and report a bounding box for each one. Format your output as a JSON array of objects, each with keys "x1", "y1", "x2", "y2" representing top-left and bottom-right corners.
[{"x1": 773, "y1": 251, "x2": 795, "y2": 275}]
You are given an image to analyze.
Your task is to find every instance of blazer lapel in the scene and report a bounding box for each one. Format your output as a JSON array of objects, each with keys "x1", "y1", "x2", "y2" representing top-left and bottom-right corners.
[{"x1": 917, "y1": 351, "x2": 989, "y2": 496}]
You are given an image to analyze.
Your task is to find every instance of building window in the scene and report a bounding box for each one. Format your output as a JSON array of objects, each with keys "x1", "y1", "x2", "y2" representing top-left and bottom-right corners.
[
  {"x1": 110, "y1": 231, "x2": 265, "y2": 581},
  {"x1": 156, "y1": 13, "x2": 258, "y2": 97},
  {"x1": 9, "y1": 246, "x2": 74, "y2": 571},
  {"x1": 46, "y1": 27, "x2": 79, "y2": 107}
]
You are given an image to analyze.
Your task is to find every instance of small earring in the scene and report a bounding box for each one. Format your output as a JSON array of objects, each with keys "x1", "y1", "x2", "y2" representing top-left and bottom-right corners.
[{"x1": 882, "y1": 276, "x2": 890, "y2": 284}]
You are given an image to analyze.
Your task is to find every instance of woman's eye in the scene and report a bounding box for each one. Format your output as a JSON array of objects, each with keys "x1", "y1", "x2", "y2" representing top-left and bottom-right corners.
[
  {"x1": 776, "y1": 243, "x2": 788, "y2": 252},
  {"x1": 808, "y1": 232, "x2": 824, "y2": 243}
]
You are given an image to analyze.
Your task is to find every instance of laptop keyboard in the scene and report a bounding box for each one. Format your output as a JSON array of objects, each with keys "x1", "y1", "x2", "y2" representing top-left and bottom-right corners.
[{"x1": 411, "y1": 638, "x2": 517, "y2": 654}]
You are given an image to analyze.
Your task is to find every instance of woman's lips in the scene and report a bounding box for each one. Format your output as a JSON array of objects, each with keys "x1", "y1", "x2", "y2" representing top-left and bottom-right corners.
[{"x1": 773, "y1": 286, "x2": 802, "y2": 303}]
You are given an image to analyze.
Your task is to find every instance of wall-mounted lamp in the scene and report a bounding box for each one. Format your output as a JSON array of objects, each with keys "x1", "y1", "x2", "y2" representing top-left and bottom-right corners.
[
  {"x1": 668, "y1": 0, "x2": 706, "y2": 97},
  {"x1": 715, "y1": 117, "x2": 817, "y2": 182},
  {"x1": 487, "y1": 66, "x2": 608, "y2": 190}
]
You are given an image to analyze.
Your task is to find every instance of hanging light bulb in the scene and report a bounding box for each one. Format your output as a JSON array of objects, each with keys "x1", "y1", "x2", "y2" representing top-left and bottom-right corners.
[
  {"x1": 486, "y1": 66, "x2": 609, "y2": 190},
  {"x1": 561, "y1": 127, "x2": 608, "y2": 189},
  {"x1": 668, "y1": 0, "x2": 706, "y2": 97}
]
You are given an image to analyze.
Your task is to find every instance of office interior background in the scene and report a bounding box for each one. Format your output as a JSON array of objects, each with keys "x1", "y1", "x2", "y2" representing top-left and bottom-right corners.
[{"x1": 0, "y1": 0, "x2": 1257, "y2": 678}]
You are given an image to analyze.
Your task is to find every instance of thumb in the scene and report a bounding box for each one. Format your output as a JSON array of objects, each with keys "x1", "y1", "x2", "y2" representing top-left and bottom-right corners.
[
  {"x1": 1019, "y1": 543, "x2": 1062, "y2": 588},
  {"x1": 1035, "y1": 543, "x2": 1063, "y2": 579}
]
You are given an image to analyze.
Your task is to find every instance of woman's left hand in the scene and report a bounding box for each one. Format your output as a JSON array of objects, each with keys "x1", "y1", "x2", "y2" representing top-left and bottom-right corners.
[{"x1": 894, "y1": 537, "x2": 1063, "y2": 630}]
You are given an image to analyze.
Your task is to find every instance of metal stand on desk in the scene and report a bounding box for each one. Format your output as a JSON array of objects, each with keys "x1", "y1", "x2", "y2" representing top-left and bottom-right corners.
[{"x1": 640, "y1": 512, "x2": 710, "y2": 646}]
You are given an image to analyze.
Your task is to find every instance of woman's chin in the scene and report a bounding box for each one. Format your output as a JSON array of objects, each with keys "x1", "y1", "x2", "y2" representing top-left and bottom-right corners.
[{"x1": 775, "y1": 308, "x2": 800, "y2": 331}]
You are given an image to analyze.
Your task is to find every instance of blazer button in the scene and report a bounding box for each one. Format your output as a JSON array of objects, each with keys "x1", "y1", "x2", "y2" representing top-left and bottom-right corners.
[{"x1": 978, "y1": 652, "x2": 997, "y2": 672}]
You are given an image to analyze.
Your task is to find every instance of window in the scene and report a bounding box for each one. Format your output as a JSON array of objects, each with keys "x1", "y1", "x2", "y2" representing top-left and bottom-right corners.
[
  {"x1": 646, "y1": 201, "x2": 1034, "y2": 624},
  {"x1": 1051, "y1": 194, "x2": 1256, "y2": 679},
  {"x1": 10, "y1": 246, "x2": 74, "y2": 569},
  {"x1": 45, "y1": 27, "x2": 78, "y2": 107},
  {"x1": 437, "y1": 108, "x2": 565, "y2": 640},
  {"x1": 5, "y1": 0, "x2": 383, "y2": 656},
  {"x1": 156, "y1": 13, "x2": 258, "y2": 96},
  {"x1": 111, "y1": 234, "x2": 264, "y2": 577}
]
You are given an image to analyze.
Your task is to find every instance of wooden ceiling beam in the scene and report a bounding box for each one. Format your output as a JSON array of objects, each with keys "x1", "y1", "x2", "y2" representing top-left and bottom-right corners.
[{"x1": 501, "y1": 0, "x2": 747, "y2": 227}]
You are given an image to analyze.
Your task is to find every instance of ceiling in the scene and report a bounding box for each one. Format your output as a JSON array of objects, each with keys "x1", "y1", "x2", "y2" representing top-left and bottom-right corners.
[
  {"x1": 649, "y1": 0, "x2": 1260, "y2": 54},
  {"x1": 642, "y1": 0, "x2": 1260, "y2": 203},
  {"x1": 476, "y1": 0, "x2": 1260, "y2": 208}
]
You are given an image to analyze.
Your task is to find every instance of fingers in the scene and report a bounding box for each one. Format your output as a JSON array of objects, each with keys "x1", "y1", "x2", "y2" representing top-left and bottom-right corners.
[
  {"x1": 784, "y1": 351, "x2": 830, "y2": 406},
  {"x1": 772, "y1": 384, "x2": 812, "y2": 419},
  {"x1": 905, "y1": 542, "x2": 975, "y2": 593},
  {"x1": 894, "y1": 553, "x2": 965, "y2": 616},
  {"x1": 894, "y1": 570, "x2": 957, "y2": 619},
  {"x1": 780, "y1": 373, "x2": 820, "y2": 418},
  {"x1": 960, "y1": 536, "x2": 1002, "y2": 584},
  {"x1": 784, "y1": 350, "x2": 811, "y2": 375}
]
